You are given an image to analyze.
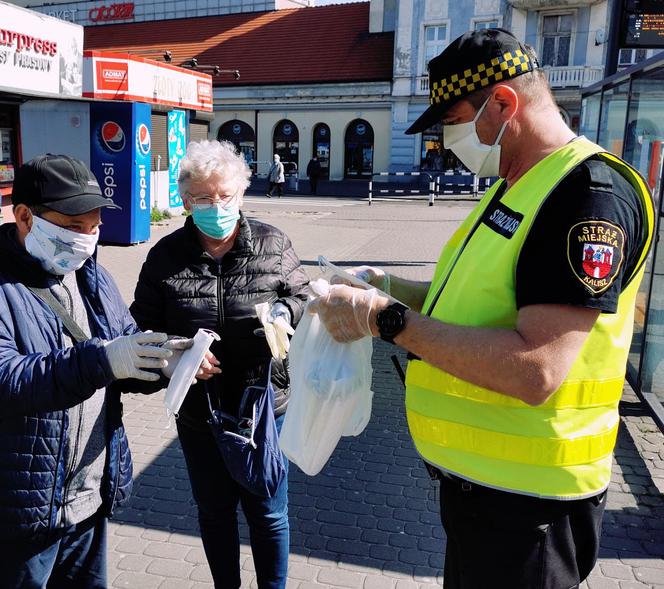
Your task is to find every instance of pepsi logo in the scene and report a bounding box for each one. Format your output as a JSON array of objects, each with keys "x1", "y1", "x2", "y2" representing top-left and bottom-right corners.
[
  {"x1": 356, "y1": 123, "x2": 366, "y2": 136},
  {"x1": 137, "y1": 123, "x2": 151, "y2": 156},
  {"x1": 100, "y1": 121, "x2": 126, "y2": 153}
]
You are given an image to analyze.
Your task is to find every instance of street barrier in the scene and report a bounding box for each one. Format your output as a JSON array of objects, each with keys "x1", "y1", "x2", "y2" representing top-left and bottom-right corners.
[
  {"x1": 368, "y1": 172, "x2": 435, "y2": 206},
  {"x1": 368, "y1": 171, "x2": 495, "y2": 205},
  {"x1": 434, "y1": 171, "x2": 493, "y2": 199}
]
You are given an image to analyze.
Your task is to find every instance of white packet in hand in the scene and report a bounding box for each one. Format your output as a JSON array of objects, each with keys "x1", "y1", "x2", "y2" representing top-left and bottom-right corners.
[{"x1": 163, "y1": 328, "x2": 220, "y2": 418}]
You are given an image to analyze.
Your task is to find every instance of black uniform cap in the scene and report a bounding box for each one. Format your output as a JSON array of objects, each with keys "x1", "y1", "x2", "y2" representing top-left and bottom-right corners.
[{"x1": 406, "y1": 28, "x2": 539, "y2": 135}]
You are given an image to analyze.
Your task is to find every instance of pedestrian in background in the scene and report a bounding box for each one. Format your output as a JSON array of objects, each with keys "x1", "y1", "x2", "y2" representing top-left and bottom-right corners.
[
  {"x1": 0, "y1": 154, "x2": 176, "y2": 588},
  {"x1": 266, "y1": 153, "x2": 285, "y2": 198},
  {"x1": 306, "y1": 155, "x2": 321, "y2": 194},
  {"x1": 310, "y1": 28, "x2": 654, "y2": 589},
  {"x1": 131, "y1": 140, "x2": 309, "y2": 589}
]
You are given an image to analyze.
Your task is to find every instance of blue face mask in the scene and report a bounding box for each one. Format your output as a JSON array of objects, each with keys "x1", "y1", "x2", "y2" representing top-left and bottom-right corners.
[{"x1": 191, "y1": 202, "x2": 241, "y2": 239}]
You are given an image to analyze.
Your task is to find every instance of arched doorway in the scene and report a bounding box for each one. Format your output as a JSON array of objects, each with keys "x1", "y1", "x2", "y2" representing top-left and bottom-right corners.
[
  {"x1": 218, "y1": 120, "x2": 255, "y2": 171},
  {"x1": 344, "y1": 119, "x2": 373, "y2": 178},
  {"x1": 273, "y1": 119, "x2": 299, "y2": 175},
  {"x1": 312, "y1": 123, "x2": 330, "y2": 180}
]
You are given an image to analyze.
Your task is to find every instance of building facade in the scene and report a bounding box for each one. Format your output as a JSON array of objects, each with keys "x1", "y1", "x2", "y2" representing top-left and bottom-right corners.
[
  {"x1": 11, "y1": 0, "x2": 312, "y2": 26},
  {"x1": 378, "y1": 0, "x2": 617, "y2": 173},
  {"x1": 381, "y1": 0, "x2": 663, "y2": 175},
  {"x1": 84, "y1": 2, "x2": 395, "y2": 182},
  {"x1": 18, "y1": 0, "x2": 662, "y2": 182}
]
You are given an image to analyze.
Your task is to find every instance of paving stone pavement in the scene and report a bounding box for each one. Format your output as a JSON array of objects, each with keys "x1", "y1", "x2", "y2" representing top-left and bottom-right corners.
[
  {"x1": 98, "y1": 211, "x2": 664, "y2": 589},
  {"x1": 107, "y1": 348, "x2": 664, "y2": 589}
]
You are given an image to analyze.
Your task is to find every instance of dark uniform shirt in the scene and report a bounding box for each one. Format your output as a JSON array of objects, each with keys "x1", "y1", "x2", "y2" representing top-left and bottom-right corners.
[{"x1": 515, "y1": 155, "x2": 648, "y2": 313}]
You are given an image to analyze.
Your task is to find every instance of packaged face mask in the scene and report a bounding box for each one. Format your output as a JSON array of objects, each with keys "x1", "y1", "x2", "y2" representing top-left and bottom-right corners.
[{"x1": 163, "y1": 328, "x2": 220, "y2": 417}]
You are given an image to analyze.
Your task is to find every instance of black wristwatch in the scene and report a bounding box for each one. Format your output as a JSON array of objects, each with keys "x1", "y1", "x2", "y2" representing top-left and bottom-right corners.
[{"x1": 376, "y1": 302, "x2": 409, "y2": 344}]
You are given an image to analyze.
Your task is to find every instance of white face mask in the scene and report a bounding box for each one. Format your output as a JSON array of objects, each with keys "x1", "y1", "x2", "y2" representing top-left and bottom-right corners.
[
  {"x1": 443, "y1": 96, "x2": 510, "y2": 178},
  {"x1": 24, "y1": 215, "x2": 99, "y2": 275}
]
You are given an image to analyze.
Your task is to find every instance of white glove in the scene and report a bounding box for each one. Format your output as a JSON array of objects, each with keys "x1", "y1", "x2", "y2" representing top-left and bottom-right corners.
[
  {"x1": 309, "y1": 284, "x2": 378, "y2": 342},
  {"x1": 256, "y1": 302, "x2": 295, "y2": 360},
  {"x1": 332, "y1": 265, "x2": 391, "y2": 295},
  {"x1": 161, "y1": 337, "x2": 194, "y2": 379},
  {"x1": 103, "y1": 332, "x2": 171, "y2": 382}
]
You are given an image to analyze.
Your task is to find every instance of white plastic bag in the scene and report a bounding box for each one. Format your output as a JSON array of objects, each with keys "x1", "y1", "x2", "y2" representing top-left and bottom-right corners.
[
  {"x1": 163, "y1": 328, "x2": 220, "y2": 418},
  {"x1": 279, "y1": 279, "x2": 374, "y2": 475}
]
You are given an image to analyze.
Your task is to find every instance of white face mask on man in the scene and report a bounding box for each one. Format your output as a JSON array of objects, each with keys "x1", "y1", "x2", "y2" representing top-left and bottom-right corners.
[
  {"x1": 443, "y1": 95, "x2": 510, "y2": 178},
  {"x1": 25, "y1": 215, "x2": 99, "y2": 275}
]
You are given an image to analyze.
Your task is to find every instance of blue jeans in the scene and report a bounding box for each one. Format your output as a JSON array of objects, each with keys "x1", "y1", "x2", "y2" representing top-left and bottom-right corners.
[
  {"x1": 0, "y1": 513, "x2": 107, "y2": 589},
  {"x1": 177, "y1": 414, "x2": 289, "y2": 589}
]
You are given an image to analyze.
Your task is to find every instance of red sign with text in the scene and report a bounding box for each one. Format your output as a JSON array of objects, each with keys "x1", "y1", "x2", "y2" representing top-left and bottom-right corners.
[
  {"x1": 96, "y1": 60, "x2": 129, "y2": 92},
  {"x1": 89, "y1": 3, "x2": 135, "y2": 23},
  {"x1": 197, "y1": 80, "x2": 212, "y2": 103}
]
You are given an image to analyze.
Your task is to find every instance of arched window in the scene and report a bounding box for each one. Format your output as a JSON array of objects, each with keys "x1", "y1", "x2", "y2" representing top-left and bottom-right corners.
[
  {"x1": 344, "y1": 119, "x2": 374, "y2": 178},
  {"x1": 218, "y1": 120, "x2": 256, "y2": 171},
  {"x1": 273, "y1": 119, "x2": 299, "y2": 175},
  {"x1": 312, "y1": 123, "x2": 331, "y2": 179}
]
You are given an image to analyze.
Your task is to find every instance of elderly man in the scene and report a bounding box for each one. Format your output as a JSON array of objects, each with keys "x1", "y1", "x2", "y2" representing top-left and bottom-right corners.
[
  {"x1": 311, "y1": 29, "x2": 655, "y2": 588},
  {"x1": 0, "y1": 154, "x2": 176, "y2": 588}
]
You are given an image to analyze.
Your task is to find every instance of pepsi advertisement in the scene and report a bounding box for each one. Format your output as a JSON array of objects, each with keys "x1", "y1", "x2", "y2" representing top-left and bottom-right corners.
[{"x1": 90, "y1": 102, "x2": 151, "y2": 244}]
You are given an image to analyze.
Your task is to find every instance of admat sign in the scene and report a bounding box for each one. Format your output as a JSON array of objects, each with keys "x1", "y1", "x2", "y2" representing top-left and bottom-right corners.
[
  {"x1": 83, "y1": 51, "x2": 213, "y2": 112},
  {"x1": 0, "y1": 1, "x2": 83, "y2": 98}
]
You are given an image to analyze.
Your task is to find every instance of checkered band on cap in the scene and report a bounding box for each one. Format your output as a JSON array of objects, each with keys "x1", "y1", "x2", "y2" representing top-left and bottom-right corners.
[{"x1": 430, "y1": 49, "x2": 535, "y2": 105}]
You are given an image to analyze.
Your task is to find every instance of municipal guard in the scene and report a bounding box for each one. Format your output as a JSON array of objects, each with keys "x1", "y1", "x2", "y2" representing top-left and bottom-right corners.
[{"x1": 309, "y1": 29, "x2": 655, "y2": 588}]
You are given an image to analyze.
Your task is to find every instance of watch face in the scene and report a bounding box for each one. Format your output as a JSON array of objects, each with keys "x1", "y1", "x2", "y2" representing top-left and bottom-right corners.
[
  {"x1": 380, "y1": 310, "x2": 400, "y2": 334},
  {"x1": 378, "y1": 304, "x2": 406, "y2": 337}
]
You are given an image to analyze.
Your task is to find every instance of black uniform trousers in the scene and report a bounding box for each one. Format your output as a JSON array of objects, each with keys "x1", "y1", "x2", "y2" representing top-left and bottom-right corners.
[{"x1": 437, "y1": 471, "x2": 606, "y2": 589}]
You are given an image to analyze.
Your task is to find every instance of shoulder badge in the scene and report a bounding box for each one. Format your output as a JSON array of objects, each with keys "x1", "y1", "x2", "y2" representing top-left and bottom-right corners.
[{"x1": 567, "y1": 220, "x2": 625, "y2": 295}]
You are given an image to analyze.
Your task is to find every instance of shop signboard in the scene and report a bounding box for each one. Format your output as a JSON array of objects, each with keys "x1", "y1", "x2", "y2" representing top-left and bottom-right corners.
[
  {"x1": 83, "y1": 51, "x2": 213, "y2": 112},
  {"x1": 90, "y1": 101, "x2": 151, "y2": 244},
  {"x1": 168, "y1": 109, "x2": 186, "y2": 207},
  {"x1": 0, "y1": 1, "x2": 83, "y2": 98},
  {"x1": 622, "y1": 0, "x2": 664, "y2": 47}
]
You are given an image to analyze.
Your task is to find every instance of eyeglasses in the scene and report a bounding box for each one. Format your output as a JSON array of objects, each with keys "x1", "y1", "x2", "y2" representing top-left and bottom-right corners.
[{"x1": 185, "y1": 193, "x2": 237, "y2": 209}]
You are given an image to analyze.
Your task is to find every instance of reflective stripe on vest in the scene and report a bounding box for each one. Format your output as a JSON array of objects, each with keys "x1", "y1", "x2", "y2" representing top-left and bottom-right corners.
[{"x1": 405, "y1": 138, "x2": 655, "y2": 499}]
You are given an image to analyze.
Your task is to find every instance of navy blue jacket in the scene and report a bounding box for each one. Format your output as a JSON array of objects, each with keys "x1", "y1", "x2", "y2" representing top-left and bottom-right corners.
[{"x1": 0, "y1": 223, "x2": 150, "y2": 540}]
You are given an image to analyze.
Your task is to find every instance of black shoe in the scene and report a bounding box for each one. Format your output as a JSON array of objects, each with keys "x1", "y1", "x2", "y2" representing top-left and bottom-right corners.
[{"x1": 265, "y1": 193, "x2": 271, "y2": 198}]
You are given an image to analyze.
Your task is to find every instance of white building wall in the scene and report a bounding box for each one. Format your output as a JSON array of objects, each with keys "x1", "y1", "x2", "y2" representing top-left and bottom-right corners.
[
  {"x1": 587, "y1": 1, "x2": 609, "y2": 67},
  {"x1": 212, "y1": 108, "x2": 391, "y2": 180}
]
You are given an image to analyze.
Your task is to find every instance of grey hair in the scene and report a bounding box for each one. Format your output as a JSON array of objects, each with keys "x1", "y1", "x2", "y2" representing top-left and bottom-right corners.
[{"x1": 178, "y1": 140, "x2": 251, "y2": 197}]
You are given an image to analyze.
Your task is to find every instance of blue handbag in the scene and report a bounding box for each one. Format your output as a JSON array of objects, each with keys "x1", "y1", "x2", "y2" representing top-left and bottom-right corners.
[{"x1": 206, "y1": 362, "x2": 286, "y2": 498}]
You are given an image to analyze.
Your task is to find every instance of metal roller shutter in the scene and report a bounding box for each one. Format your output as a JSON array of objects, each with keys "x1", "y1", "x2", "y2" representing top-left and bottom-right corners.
[
  {"x1": 150, "y1": 112, "x2": 168, "y2": 171},
  {"x1": 189, "y1": 121, "x2": 209, "y2": 143}
]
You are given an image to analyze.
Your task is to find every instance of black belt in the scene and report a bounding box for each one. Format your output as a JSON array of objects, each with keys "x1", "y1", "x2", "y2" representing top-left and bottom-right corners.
[{"x1": 424, "y1": 462, "x2": 474, "y2": 491}]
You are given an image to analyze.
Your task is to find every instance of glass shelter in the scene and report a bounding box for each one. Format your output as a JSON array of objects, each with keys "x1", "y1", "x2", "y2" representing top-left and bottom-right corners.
[{"x1": 581, "y1": 54, "x2": 664, "y2": 430}]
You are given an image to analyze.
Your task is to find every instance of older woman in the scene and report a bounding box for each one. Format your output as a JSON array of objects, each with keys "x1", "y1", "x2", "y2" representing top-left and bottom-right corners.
[{"x1": 130, "y1": 140, "x2": 309, "y2": 589}]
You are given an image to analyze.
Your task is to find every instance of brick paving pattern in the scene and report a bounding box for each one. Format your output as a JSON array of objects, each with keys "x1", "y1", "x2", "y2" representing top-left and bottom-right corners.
[{"x1": 106, "y1": 343, "x2": 664, "y2": 589}]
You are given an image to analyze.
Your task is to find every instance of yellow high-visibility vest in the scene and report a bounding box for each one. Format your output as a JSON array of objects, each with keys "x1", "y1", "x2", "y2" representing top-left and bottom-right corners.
[{"x1": 405, "y1": 138, "x2": 655, "y2": 499}]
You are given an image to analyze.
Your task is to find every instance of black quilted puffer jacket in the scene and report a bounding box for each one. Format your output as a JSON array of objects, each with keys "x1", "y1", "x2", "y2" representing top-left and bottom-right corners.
[{"x1": 130, "y1": 214, "x2": 309, "y2": 430}]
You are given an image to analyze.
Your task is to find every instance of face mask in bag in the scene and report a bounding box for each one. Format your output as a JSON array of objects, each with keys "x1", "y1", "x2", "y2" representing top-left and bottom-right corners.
[{"x1": 163, "y1": 328, "x2": 220, "y2": 418}]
